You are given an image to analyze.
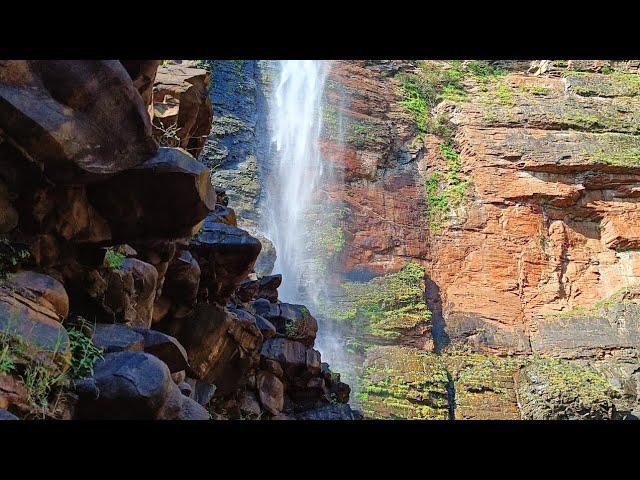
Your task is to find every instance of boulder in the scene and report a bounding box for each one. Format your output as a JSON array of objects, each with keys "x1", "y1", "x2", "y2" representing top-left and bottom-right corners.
[
  {"x1": 257, "y1": 274, "x2": 281, "y2": 303},
  {"x1": 0, "y1": 374, "x2": 29, "y2": 413},
  {"x1": 162, "y1": 250, "x2": 200, "y2": 305},
  {"x1": 88, "y1": 147, "x2": 216, "y2": 241},
  {"x1": 121, "y1": 259, "x2": 158, "y2": 326},
  {"x1": 30, "y1": 185, "x2": 111, "y2": 244},
  {"x1": 261, "y1": 359, "x2": 284, "y2": 378},
  {"x1": 254, "y1": 315, "x2": 277, "y2": 340},
  {"x1": 74, "y1": 351, "x2": 202, "y2": 420},
  {"x1": 74, "y1": 259, "x2": 157, "y2": 327},
  {"x1": 120, "y1": 60, "x2": 161, "y2": 117},
  {"x1": 90, "y1": 323, "x2": 144, "y2": 354},
  {"x1": 133, "y1": 327, "x2": 189, "y2": 373},
  {"x1": 261, "y1": 338, "x2": 308, "y2": 378},
  {"x1": 75, "y1": 351, "x2": 172, "y2": 419},
  {"x1": 305, "y1": 348, "x2": 322, "y2": 376},
  {"x1": 296, "y1": 403, "x2": 362, "y2": 421},
  {"x1": 0, "y1": 408, "x2": 19, "y2": 420},
  {"x1": 171, "y1": 303, "x2": 262, "y2": 395},
  {"x1": 5, "y1": 271, "x2": 69, "y2": 319},
  {"x1": 256, "y1": 370, "x2": 284, "y2": 415},
  {"x1": 256, "y1": 302, "x2": 318, "y2": 347},
  {"x1": 0, "y1": 60, "x2": 157, "y2": 184},
  {"x1": 331, "y1": 381, "x2": 351, "y2": 404},
  {"x1": 190, "y1": 218, "x2": 262, "y2": 304},
  {"x1": 185, "y1": 377, "x2": 217, "y2": 406},
  {"x1": 236, "y1": 278, "x2": 259, "y2": 303},
  {"x1": 152, "y1": 64, "x2": 213, "y2": 158},
  {"x1": 0, "y1": 282, "x2": 71, "y2": 371}
]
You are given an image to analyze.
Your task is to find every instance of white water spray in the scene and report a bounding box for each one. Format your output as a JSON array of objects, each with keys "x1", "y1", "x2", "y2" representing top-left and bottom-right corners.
[{"x1": 262, "y1": 60, "x2": 329, "y2": 303}]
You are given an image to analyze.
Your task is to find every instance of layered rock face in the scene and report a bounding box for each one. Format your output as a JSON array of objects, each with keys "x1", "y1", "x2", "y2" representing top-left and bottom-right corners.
[
  {"x1": 317, "y1": 60, "x2": 640, "y2": 419},
  {"x1": 0, "y1": 60, "x2": 355, "y2": 420}
]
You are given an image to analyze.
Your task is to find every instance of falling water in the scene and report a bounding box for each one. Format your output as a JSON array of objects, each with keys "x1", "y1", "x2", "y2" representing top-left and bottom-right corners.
[
  {"x1": 262, "y1": 60, "x2": 329, "y2": 303},
  {"x1": 260, "y1": 60, "x2": 357, "y2": 398}
]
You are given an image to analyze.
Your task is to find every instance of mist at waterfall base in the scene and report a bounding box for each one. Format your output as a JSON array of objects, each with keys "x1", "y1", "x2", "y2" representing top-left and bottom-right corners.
[{"x1": 259, "y1": 60, "x2": 357, "y2": 400}]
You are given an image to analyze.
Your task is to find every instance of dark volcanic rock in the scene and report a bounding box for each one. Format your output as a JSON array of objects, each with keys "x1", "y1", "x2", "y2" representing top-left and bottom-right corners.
[
  {"x1": 261, "y1": 338, "x2": 308, "y2": 378},
  {"x1": 257, "y1": 274, "x2": 281, "y2": 302},
  {"x1": 88, "y1": 147, "x2": 216, "y2": 241},
  {"x1": 91, "y1": 323, "x2": 144, "y2": 353},
  {"x1": 75, "y1": 351, "x2": 201, "y2": 420},
  {"x1": 191, "y1": 218, "x2": 261, "y2": 303},
  {"x1": 257, "y1": 370, "x2": 284, "y2": 415},
  {"x1": 170, "y1": 303, "x2": 262, "y2": 395},
  {"x1": 162, "y1": 250, "x2": 201, "y2": 305},
  {"x1": 296, "y1": 403, "x2": 362, "y2": 420},
  {"x1": 0, "y1": 60, "x2": 157, "y2": 184},
  {"x1": 75, "y1": 351, "x2": 173, "y2": 419},
  {"x1": 185, "y1": 377, "x2": 217, "y2": 406},
  {"x1": 0, "y1": 408, "x2": 19, "y2": 420},
  {"x1": 257, "y1": 302, "x2": 318, "y2": 347},
  {"x1": 133, "y1": 327, "x2": 189, "y2": 373}
]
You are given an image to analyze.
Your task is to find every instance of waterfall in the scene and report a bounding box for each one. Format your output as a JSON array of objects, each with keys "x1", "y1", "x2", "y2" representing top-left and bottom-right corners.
[{"x1": 261, "y1": 60, "x2": 329, "y2": 303}]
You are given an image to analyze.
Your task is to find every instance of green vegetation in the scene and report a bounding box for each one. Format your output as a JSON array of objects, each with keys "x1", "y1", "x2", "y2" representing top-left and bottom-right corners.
[
  {"x1": 0, "y1": 343, "x2": 15, "y2": 374},
  {"x1": 517, "y1": 356, "x2": 616, "y2": 420},
  {"x1": 0, "y1": 235, "x2": 30, "y2": 282},
  {"x1": 332, "y1": 262, "x2": 429, "y2": 340},
  {"x1": 22, "y1": 363, "x2": 67, "y2": 410},
  {"x1": 67, "y1": 324, "x2": 103, "y2": 379},
  {"x1": 0, "y1": 315, "x2": 102, "y2": 414},
  {"x1": 359, "y1": 345, "x2": 450, "y2": 419},
  {"x1": 105, "y1": 248, "x2": 125, "y2": 269},
  {"x1": 397, "y1": 61, "x2": 507, "y2": 138},
  {"x1": 424, "y1": 141, "x2": 469, "y2": 232}
]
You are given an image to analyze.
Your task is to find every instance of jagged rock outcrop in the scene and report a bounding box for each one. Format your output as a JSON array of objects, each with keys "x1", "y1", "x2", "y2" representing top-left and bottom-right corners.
[{"x1": 152, "y1": 62, "x2": 213, "y2": 158}]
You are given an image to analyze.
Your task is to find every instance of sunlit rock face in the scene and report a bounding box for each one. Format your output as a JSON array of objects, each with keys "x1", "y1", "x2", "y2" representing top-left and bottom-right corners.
[{"x1": 321, "y1": 60, "x2": 640, "y2": 356}]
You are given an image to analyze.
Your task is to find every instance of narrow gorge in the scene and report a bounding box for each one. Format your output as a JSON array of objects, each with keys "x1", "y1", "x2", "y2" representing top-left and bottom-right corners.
[{"x1": 2, "y1": 59, "x2": 640, "y2": 421}]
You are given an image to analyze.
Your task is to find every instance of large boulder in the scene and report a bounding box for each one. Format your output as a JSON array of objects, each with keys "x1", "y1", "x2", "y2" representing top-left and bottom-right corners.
[
  {"x1": 191, "y1": 218, "x2": 262, "y2": 304},
  {"x1": 256, "y1": 370, "x2": 284, "y2": 415},
  {"x1": 170, "y1": 303, "x2": 262, "y2": 395},
  {"x1": 74, "y1": 351, "x2": 204, "y2": 420},
  {"x1": 90, "y1": 323, "x2": 144, "y2": 354},
  {"x1": 252, "y1": 300, "x2": 318, "y2": 347},
  {"x1": 162, "y1": 250, "x2": 200, "y2": 305},
  {"x1": 120, "y1": 60, "x2": 161, "y2": 118},
  {"x1": 0, "y1": 273, "x2": 71, "y2": 371},
  {"x1": 68, "y1": 259, "x2": 157, "y2": 327},
  {"x1": 0, "y1": 60, "x2": 157, "y2": 184},
  {"x1": 88, "y1": 147, "x2": 216, "y2": 241},
  {"x1": 133, "y1": 327, "x2": 189, "y2": 373},
  {"x1": 152, "y1": 63, "x2": 213, "y2": 158},
  {"x1": 260, "y1": 338, "x2": 309, "y2": 379}
]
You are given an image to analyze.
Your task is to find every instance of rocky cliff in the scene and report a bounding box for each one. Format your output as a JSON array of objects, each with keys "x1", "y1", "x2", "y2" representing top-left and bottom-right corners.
[
  {"x1": 317, "y1": 60, "x2": 640, "y2": 419},
  {"x1": 0, "y1": 60, "x2": 357, "y2": 420}
]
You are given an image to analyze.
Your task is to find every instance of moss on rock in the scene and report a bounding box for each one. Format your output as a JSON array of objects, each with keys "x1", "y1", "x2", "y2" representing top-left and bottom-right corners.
[
  {"x1": 516, "y1": 356, "x2": 618, "y2": 420},
  {"x1": 360, "y1": 345, "x2": 450, "y2": 419}
]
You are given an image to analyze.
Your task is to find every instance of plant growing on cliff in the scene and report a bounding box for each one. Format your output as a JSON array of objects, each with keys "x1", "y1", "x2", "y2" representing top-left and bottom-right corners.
[
  {"x1": 424, "y1": 141, "x2": 469, "y2": 232},
  {"x1": 0, "y1": 235, "x2": 30, "y2": 283},
  {"x1": 67, "y1": 323, "x2": 103, "y2": 379},
  {"x1": 105, "y1": 247, "x2": 125, "y2": 270},
  {"x1": 333, "y1": 263, "x2": 430, "y2": 340}
]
